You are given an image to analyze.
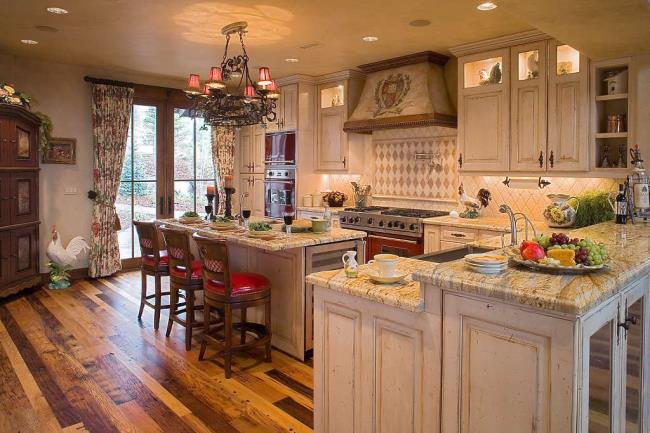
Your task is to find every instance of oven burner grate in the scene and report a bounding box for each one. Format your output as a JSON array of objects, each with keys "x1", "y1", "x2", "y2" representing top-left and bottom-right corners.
[
  {"x1": 380, "y1": 209, "x2": 449, "y2": 218},
  {"x1": 343, "y1": 206, "x2": 390, "y2": 212}
]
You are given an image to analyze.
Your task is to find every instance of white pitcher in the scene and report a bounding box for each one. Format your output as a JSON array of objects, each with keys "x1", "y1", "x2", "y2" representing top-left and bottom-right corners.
[{"x1": 342, "y1": 250, "x2": 359, "y2": 278}]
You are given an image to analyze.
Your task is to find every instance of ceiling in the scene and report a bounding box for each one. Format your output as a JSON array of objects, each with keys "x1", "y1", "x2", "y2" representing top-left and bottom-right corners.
[{"x1": 1, "y1": 0, "x2": 649, "y2": 85}]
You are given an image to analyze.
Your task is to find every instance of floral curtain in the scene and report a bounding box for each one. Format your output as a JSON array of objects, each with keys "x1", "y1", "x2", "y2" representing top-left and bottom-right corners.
[
  {"x1": 88, "y1": 84, "x2": 133, "y2": 277},
  {"x1": 211, "y1": 126, "x2": 236, "y2": 214}
]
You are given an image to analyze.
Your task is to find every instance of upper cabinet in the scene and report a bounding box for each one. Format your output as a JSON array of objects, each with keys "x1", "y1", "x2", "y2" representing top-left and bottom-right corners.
[
  {"x1": 238, "y1": 125, "x2": 265, "y2": 174},
  {"x1": 452, "y1": 32, "x2": 590, "y2": 174},
  {"x1": 267, "y1": 83, "x2": 299, "y2": 133},
  {"x1": 0, "y1": 106, "x2": 40, "y2": 168}
]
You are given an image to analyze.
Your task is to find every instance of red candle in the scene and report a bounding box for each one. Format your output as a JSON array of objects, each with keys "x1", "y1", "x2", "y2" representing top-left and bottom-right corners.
[
  {"x1": 207, "y1": 185, "x2": 215, "y2": 195},
  {"x1": 224, "y1": 175, "x2": 233, "y2": 188}
]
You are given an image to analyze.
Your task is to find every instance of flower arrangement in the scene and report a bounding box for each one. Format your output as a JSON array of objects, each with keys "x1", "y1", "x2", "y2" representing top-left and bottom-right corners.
[{"x1": 0, "y1": 83, "x2": 31, "y2": 108}]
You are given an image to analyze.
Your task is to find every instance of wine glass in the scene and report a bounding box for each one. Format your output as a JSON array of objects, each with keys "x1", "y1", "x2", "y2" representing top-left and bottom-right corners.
[
  {"x1": 283, "y1": 209, "x2": 295, "y2": 234},
  {"x1": 241, "y1": 193, "x2": 251, "y2": 229}
]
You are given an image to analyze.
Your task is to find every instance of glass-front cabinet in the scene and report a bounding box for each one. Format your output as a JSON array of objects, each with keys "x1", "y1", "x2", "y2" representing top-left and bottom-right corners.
[{"x1": 581, "y1": 277, "x2": 649, "y2": 433}]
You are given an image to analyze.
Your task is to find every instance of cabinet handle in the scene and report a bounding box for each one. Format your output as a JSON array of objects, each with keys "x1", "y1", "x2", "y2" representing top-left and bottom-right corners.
[
  {"x1": 343, "y1": 156, "x2": 347, "y2": 167},
  {"x1": 548, "y1": 150, "x2": 554, "y2": 168},
  {"x1": 618, "y1": 315, "x2": 637, "y2": 331},
  {"x1": 451, "y1": 233, "x2": 466, "y2": 238},
  {"x1": 538, "y1": 151, "x2": 544, "y2": 168},
  {"x1": 458, "y1": 153, "x2": 463, "y2": 169}
]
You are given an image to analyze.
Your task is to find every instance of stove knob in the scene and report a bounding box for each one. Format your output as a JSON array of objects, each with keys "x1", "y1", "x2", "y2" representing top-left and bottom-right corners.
[
  {"x1": 354, "y1": 217, "x2": 361, "y2": 223},
  {"x1": 387, "y1": 221, "x2": 393, "y2": 228},
  {"x1": 340, "y1": 216, "x2": 347, "y2": 223},
  {"x1": 367, "y1": 217, "x2": 374, "y2": 224},
  {"x1": 409, "y1": 223, "x2": 417, "y2": 230},
  {"x1": 399, "y1": 223, "x2": 406, "y2": 229},
  {"x1": 284, "y1": 171, "x2": 289, "y2": 176},
  {"x1": 378, "y1": 220, "x2": 384, "y2": 227}
]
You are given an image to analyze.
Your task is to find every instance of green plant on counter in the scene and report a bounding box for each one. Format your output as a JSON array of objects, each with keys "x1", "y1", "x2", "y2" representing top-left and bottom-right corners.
[{"x1": 574, "y1": 190, "x2": 614, "y2": 228}]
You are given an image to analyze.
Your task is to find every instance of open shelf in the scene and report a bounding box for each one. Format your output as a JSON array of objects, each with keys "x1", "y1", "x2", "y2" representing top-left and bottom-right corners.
[
  {"x1": 463, "y1": 56, "x2": 503, "y2": 88},
  {"x1": 595, "y1": 132, "x2": 628, "y2": 139},
  {"x1": 596, "y1": 93, "x2": 628, "y2": 102}
]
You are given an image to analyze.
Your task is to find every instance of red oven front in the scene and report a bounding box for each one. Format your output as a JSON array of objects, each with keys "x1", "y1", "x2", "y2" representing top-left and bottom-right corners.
[
  {"x1": 265, "y1": 132, "x2": 296, "y2": 165},
  {"x1": 366, "y1": 232, "x2": 424, "y2": 260}
]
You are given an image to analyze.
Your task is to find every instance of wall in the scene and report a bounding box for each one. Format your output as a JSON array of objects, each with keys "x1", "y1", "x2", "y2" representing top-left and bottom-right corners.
[{"x1": 0, "y1": 52, "x2": 183, "y2": 272}]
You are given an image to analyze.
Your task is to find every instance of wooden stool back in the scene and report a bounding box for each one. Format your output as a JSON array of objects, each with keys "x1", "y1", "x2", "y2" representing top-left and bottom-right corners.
[
  {"x1": 159, "y1": 226, "x2": 194, "y2": 281},
  {"x1": 193, "y1": 233, "x2": 233, "y2": 298},
  {"x1": 134, "y1": 221, "x2": 165, "y2": 267}
]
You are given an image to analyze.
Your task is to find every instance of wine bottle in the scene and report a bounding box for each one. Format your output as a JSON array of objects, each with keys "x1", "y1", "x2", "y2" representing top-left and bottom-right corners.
[{"x1": 615, "y1": 184, "x2": 628, "y2": 224}]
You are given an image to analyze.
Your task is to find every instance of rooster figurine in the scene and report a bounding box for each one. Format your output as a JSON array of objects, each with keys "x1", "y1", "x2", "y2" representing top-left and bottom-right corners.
[{"x1": 46, "y1": 226, "x2": 89, "y2": 289}]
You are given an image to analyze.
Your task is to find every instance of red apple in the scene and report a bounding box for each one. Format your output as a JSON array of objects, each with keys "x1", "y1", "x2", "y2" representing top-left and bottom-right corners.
[
  {"x1": 521, "y1": 244, "x2": 546, "y2": 261},
  {"x1": 519, "y1": 240, "x2": 538, "y2": 254}
]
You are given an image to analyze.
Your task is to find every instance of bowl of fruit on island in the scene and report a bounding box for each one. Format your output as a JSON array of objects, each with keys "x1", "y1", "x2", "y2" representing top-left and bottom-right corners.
[
  {"x1": 211, "y1": 216, "x2": 237, "y2": 230},
  {"x1": 248, "y1": 222, "x2": 276, "y2": 239},
  {"x1": 510, "y1": 232, "x2": 609, "y2": 274},
  {"x1": 178, "y1": 211, "x2": 203, "y2": 224}
]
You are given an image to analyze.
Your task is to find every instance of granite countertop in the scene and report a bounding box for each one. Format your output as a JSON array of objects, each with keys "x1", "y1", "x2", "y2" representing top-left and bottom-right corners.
[
  {"x1": 306, "y1": 258, "x2": 436, "y2": 312},
  {"x1": 158, "y1": 219, "x2": 365, "y2": 252},
  {"x1": 414, "y1": 221, "x2": 650, "y2": 316},
  {"x1": 423, "y1": 215, "x2": 549, "y2": 233}
]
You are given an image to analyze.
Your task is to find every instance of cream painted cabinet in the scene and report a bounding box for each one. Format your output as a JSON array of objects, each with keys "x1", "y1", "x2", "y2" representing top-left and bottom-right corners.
[
  {"x1": 510, "y1": 41, "x2": 548, "y2": 171},
  {"x1": 424, "y1": 224, "x2": 505, "y2": 254},
  {"x1": 316, "y1": 81, "x2": 349, "y2": 171},
  {"x1": 239, "y1": 174, "x2": 265, "y2": 216},
  {"x1": 458, "y1": 48, "x2": 510, "y2": 172},
  {"x1": 548, "y1": 41, "x2": 590, "y2": 172},
  {"x1": 238, "y1": 125, "x2": 265, "y2": 173},
  {"x1": 280, "y1": 84, "x2": 298, "y2": 131},
  {"x1": 314, "y1": 287, "x2": 441, "y2": 433},
  {"x1": 424, "y1": 225, "x2": 441, "y2": 253}
]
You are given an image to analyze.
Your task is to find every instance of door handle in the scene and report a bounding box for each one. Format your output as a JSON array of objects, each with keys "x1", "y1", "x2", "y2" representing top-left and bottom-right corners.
[
  {"x1": 159, "y1": 196, "x2": 164, "y2": 214},
  {"x1": 458, "y1": 153, "x2": 463, "y2": 169},
  {"x1": 167, "y1": 196, "x2": 172, "y2": 214},
  {"x1": 367, "y1": 234, "x2": 419, "y2": 244}
]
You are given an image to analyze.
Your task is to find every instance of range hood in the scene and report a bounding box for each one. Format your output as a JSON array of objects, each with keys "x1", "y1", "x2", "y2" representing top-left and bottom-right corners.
[{"x1": 344, "y1": 51, "x2": 457, "y2": 133}]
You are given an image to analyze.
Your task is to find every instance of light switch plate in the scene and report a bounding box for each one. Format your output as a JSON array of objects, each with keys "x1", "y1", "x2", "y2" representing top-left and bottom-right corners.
[{"x1": 64, "y1": 187, "x2": 79, "y2": 195}]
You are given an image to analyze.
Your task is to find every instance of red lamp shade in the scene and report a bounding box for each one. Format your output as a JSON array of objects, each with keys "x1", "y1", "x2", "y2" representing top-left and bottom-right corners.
[
  {"x1": 206, "y1": 67, "x2": 226, "y2": 89},
  {"x1": 244, "y1": 85, "x2": 257, "y2": 98},
  {"x1": 201, "y1": 85, "x2": 211, "y2": 97},
  {"x1": 184, "y1": 74, "x2": 201, "y2": 95},
  {"x1": 266, "y1": 80, "x2": 280, "y2": 99},
  {"x1": 257, "y1": 67, "x2": 272, "y2": 86}
]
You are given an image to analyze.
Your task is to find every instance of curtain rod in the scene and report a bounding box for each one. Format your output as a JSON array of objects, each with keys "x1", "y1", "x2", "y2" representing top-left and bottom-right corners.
[{"x1": 83, "y1": 76, "x2": 135, "y2": 88}]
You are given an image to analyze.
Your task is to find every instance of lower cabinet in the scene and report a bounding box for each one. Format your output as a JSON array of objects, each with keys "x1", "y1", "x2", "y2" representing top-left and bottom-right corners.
[
  {"x1": 0, "y1": 224, "x2": 39, "y2": 292},
  {"x1": 314, "y1": 287, "x2": 441, "y2": 433},
  {"x1": 424, "y1": 224, "x2": 506, "y2": 254},
  {"x1": 239, "y1": 174, "x2": 265, "y2": 217}
]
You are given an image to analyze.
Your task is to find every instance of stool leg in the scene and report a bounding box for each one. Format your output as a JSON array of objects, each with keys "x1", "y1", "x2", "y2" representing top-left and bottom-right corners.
[
  {"x1": 264, "y1": 298, "x2": 272, "y2": 362},
  {"x1": 224, "y1": 304, "x2": 233, "y2": 378},
  {"x1": 166, "y1": 285, "x2": 177, "y2": 337},
  {"x1": 185, "y1": 289, "x2": 195, "y2": 351},
  {"x1": 199, "y1": 302, "x2": 210, "y2": 361},
  {"x1": 153, "y1": 274, "x2": 162, "y2": 330},
  {"x1": 240, "y1": 307, "x2": 247, "y2": 345},
  {"x1": 138, "y1": 271, "x2": 146, "y2": 320}
]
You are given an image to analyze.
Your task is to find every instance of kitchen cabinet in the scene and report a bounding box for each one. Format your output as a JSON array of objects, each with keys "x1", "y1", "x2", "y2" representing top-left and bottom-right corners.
[
  {"x1": 239, "y1": 173, "x2": 264, "y2": 217},
  {"x1": 280, "y1": 84, "x2": 298, "y2": 131},
  {"x1": 457, "y1": 48, "x2": 510, "y2": 172},
  {"x1": 424, "y1": 225, "x2": 440, "y2": 253},
  {"x1": 238, "y1": 125, "x2": 265, "y2": 173},
  {"x1": 424, "y1": 224, "x2": 505, "y2": 254}
]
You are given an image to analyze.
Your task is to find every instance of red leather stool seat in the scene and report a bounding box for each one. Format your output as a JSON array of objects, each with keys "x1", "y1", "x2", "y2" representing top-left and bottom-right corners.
[
  {"x1": 170, "y1": 260, "x2": 202, "y2": 280},
  {"x1": 205, "y1": 272, "x2": 270, "y2": 297},
  {"x1": 142, "y1": 250, "x2": 169, "y2": 268}
]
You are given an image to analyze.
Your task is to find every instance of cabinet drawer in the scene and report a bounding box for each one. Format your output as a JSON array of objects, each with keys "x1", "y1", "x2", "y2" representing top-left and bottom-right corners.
[{"x1": 441, "y1": 227, "x2": 478, "y2": 243}]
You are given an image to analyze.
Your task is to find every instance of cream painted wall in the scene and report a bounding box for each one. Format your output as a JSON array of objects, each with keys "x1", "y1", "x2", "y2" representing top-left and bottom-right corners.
[{"x1": 0, "y1": 52, "x2": 183, "y2": 272}]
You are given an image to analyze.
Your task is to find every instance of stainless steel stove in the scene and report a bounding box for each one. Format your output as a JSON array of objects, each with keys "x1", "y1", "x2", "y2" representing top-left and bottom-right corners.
[{"x1": 339, "y1": 207, "x2": 449, "y2": 258}]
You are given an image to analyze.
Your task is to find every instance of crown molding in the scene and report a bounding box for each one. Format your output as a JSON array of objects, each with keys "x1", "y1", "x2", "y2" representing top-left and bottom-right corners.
[
  {"x1": 357, "y1": 51, "x2": 449, "y2": 73},
  {"x1": 449, "y1": 30, "x2": 549, "y2": 57},
  {"x1": 315, "y1": 69, "x2": 365, "y2": 84},
  {"x1": 275, "y1": 74, "x2": 317, "y2": 86}
]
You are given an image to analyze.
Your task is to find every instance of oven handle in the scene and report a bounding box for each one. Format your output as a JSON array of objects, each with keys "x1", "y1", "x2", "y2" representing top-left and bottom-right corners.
[
  {"x1": 263, "y1": 179, "x2": 295, "y2": 184},
  {"x1": 367, "y1": 234, "x2": 420, "y2": 244},
  {"x1": 264, "y1": 160, "x2": 295, "y2": 165}
]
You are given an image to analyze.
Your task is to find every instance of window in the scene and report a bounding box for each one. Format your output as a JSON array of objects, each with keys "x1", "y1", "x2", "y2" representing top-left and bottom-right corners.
[
  {"x1": 173, "y1": 108, "x2": 215, "y2": 217},
  {"x1": 117, "y1": 104, "x2": 158, "y2": 259}
]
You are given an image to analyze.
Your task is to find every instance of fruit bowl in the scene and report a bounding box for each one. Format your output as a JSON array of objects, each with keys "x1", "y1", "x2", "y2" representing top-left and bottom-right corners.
[{"x1": 508, "y1": 253, "x2": 608, "y2": 274}]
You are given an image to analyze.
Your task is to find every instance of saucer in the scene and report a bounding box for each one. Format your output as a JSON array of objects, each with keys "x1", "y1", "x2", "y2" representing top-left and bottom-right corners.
[{"x1": 366, "y1": 270, "x2": 408, "y2": 284}]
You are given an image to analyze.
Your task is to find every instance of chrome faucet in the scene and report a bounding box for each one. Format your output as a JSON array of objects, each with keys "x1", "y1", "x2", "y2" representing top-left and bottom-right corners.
[{"x1": 499, "y1": 204, "x2": 537, "y2": 246}]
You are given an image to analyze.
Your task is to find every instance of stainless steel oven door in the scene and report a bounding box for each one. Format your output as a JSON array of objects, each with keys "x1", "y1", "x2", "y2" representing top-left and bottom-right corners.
[{"x1": 264, "y1": 179, "x2": 295, "y2": 218}]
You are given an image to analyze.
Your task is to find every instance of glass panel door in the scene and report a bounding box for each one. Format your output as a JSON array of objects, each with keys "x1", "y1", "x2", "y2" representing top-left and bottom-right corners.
[
  {"x1": 117, "y1": 104, "x2": 160, "y2": 259},
  {"x1": 625, "y1": 297, "x2": 643, "y2": 433},
  {"x1": 172, "y1": 108, "x2": 215, "y2": 217}
]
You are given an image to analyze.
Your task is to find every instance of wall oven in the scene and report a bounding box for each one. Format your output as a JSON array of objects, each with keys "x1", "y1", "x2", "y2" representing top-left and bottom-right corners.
[
  {"x1": 366, "y1": 232, "x2": 424, "y2": 258},
  {"x1": 264, "y1": 167, "x2": 295, "y2": 218},
  {"x1": 265, "y1": 131, "x2": 296, "y2": 166}
]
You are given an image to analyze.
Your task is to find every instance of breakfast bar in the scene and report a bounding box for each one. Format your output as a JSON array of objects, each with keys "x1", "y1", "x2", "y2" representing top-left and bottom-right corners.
[
  {"x1": 307, "y1": 221, "x2": 650, "y2": 433},
  {"x1": 158, "y1": 219, "x2": 366, "y2": 360}
]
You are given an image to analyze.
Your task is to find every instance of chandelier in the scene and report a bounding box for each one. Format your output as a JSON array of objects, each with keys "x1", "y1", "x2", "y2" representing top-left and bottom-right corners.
[{"x1": 183, "y1": 21, "x2": 278, "y2": 128}]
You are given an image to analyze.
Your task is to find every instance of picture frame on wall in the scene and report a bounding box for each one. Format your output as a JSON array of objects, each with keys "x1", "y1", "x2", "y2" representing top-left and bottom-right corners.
[{"x1": 43, "y1": 137, "x2": 76, "y2": 164}]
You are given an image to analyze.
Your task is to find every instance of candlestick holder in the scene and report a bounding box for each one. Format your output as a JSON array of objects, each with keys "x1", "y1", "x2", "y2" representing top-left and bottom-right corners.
[
  {"x1": 205, "y1": 193, "x2": 216, "y2": 221},
  {"x1": 224, "y1": 187, "x2": 236, "y2": 219}
]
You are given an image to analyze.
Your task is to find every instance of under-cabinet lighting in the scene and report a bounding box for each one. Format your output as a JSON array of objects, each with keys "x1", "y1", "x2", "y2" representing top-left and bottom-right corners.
[{"x1": 502, "y1": 177, "x2": 551, "y2": 190}]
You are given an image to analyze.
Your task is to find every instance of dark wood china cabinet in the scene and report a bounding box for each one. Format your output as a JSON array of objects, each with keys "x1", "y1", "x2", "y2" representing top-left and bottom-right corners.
[{"x1": 0, "y1": 104, "x2": 40, "y2": 297}]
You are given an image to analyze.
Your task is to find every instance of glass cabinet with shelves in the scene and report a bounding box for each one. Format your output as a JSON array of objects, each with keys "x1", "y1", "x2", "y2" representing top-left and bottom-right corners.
[{"x1": 463, "y1": 56, "x2": 503, "y2": 88}]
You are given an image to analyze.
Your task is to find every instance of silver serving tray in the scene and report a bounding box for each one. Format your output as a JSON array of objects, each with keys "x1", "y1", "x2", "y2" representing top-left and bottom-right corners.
[{"x1": 509, "y1": 255, "x2": 608, "y2": 275}]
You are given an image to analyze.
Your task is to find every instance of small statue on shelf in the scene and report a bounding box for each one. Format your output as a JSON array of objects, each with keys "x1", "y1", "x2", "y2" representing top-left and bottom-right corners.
[
  {"x1": 458, "y1": 184, "x2": 491, "y2": 219},
  {"x1": 601, "y1": 143, "x2": 611, "y2": 168}
]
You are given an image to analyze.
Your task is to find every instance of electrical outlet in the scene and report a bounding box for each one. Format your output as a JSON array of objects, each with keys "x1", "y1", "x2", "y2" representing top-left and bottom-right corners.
[{"x1": 64, "y1": 187, "x2": 79, "y2": 195}]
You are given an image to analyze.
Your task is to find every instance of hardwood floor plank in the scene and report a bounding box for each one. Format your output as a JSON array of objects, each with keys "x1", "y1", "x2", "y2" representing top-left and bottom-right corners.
[
  {"x1": 265, "y1": 369, "x2": 314, "y2": 400},
  {"x1": 274, "y1": 397, "x2": 314, "y2": 429},
  {"x1": 117, "y1": 401, "x2": 163, "y2": 433}
]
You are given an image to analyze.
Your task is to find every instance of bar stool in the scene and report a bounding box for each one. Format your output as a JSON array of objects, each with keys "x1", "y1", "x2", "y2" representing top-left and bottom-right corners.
[
  {"x1": 133, "y1": 221, "x2": 172, "y2": 330},
  {"x1": 160, "y1": 225, "x2": 213, "y2": 351},
  {"x1": 193, "y1": 232, "x2": 272, "y2": 378}
]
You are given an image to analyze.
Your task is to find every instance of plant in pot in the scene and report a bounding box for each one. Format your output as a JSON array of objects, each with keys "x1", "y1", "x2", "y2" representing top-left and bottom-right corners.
[{"x1": 322, "y1": 191, "x2": 347, "y2": 208}]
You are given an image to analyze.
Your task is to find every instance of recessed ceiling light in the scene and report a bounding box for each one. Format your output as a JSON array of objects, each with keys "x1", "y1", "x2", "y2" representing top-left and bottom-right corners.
[
  {"x1": 46, "y1": 7, "x2": 69, "y2": 14},
  {"x1": 477, "y1": 2, "x2": 497, "y2": 10},
  {"x1": 362, "y1": 36, "x2": 379, "y2": 42},
  {"x1": 409, "y1": 19, "x2": 431, "y2": 27},
  {"x1": 20, "y1": 39, "x2": 39, "y2": 45},
  {"x1": 285, "y1": 58, "x2": 299, "y2": 63}
]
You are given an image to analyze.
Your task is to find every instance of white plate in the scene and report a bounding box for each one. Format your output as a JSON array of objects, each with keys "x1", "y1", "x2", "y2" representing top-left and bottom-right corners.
[
  {"x1": 366, "y1": 270, "x2": 408, "y2": 284},
  {"x1": 464, "y1": 253, "x2": 508, "y2": 266},
  {"x1": 465, "y1": 263, "x2": 507, "y2": 274}
]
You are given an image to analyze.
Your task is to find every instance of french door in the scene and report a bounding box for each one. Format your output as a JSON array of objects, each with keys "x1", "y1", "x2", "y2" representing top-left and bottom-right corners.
[{"x1": 117, "y1": 98, "x2": 215, "y2": 263}]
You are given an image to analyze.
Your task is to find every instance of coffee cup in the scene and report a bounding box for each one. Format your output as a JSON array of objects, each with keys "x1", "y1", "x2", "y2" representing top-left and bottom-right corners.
[{"x1": 368, "y1": 253, "x2": 400, "y2": 277}]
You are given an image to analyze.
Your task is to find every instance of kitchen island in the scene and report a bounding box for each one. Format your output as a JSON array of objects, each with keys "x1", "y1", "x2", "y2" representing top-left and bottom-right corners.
[
  {"x1": 307, "y1": 221, "x2": 650, "y2": 433},
  {"x1": 159, "y1": 219, "x2": 366, "y2": 360}
]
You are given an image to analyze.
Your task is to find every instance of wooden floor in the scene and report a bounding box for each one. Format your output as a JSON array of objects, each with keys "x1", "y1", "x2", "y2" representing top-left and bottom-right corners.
[{"x1": 0, "y1": 271, "x2": 314, "y2": 433}]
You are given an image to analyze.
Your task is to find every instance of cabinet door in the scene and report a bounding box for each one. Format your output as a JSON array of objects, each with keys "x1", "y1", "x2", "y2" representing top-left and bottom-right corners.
[
  {"x1": 11, "y1": 171, "x2": 38, "y2": 225},
  {"x1": 443, "y1": 293, "x2": 574, "y2": 433},
  {"x1": 0, "y1": 173, "x2": 11, "y2": 226},
  {"x1": 620, "y1": 279, "x2": 650, "y2": 433},
  {"x1": 252, "y1": 174, "x2": 265, "y2": 217},
  {"x1": 252, "y1": 125, "x2": 265, "y2": 173},
  {"x1": 424, "y1": 226, "x2": 440, "y2": 253},
  {"x1": 580, "y1": 297, "x2": 622, "y2": 433},
  {"x1": 510, "y1": 41, "x2": 548, "y2": 171},
  {"x1": 458, "y1": 49, "x2": 510, "y2": 172},
  {"x1": 548, "y1": 41, "x2": 589, "y2": 172},
  {"x1": 281, "y1": 84, "x2": 298, "y2": 131},
  {"x1": 0, "y1": 231, "x2": 10, "y2": 287},
  {"x1": 10, "y1": 225, "x2": 38, "y2": 282},
  {"x1": 5, "y1": 118, "x2": 38, "y2": 167},
  {"x1": 317, "y1": 108, "x2": 348, "y2": 171},
  {"x1": 238, "y1": 126, "x2": 253, "y2": 173}
]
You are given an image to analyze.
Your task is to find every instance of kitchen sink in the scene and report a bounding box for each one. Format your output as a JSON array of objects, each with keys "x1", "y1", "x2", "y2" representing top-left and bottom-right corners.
[{"x1": 413, "y1": 245, "x2": 498, "y2": 263}]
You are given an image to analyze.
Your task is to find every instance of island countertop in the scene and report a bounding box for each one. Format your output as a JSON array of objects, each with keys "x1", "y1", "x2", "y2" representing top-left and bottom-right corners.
[
  {"x1": 157, "y1": 219, "x2": 366, "y2": 251},
  {"x1": 413, "y1": 221, "x2": 650, "y2": 316},
  {"x1": 306, "y1": 258, "x2": 436, "y2": 312}
]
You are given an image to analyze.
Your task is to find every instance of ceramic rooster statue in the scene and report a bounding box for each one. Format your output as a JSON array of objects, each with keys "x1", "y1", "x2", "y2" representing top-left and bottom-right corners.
[{"x1": 46, "y1": 226, "x2": 89, "y2": 289}]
